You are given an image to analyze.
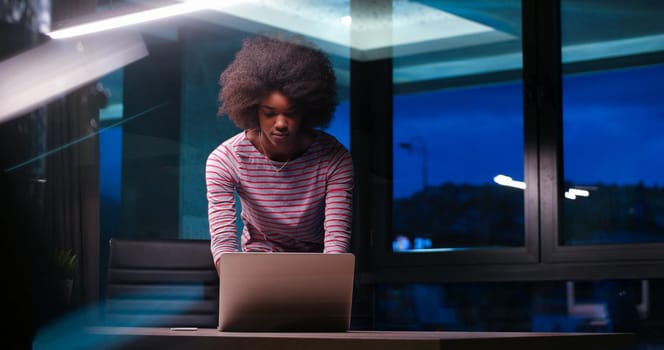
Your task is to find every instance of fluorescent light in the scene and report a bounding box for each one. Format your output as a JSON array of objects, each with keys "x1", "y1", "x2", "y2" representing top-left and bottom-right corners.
[
  {"x1": 48, "y1": 2, "x2": 205, "y2": 39},
  {"x1": 0, "y1": 31, "x2": 147, "y2": 124},
  {"x1": 493, "y1": 174, "x2": 526, "y2": 190},
  {"x1": 564, "y1": 192, "x2": 577, "y2": 200},
  {"x1": 48, "y1": 0, "x2": 246, "y2": 39}
]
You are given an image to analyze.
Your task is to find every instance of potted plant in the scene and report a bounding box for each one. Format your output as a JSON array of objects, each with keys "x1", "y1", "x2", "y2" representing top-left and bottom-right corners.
[{"x1": 54, "y1": 248, "x2": 78, "y2": 305}]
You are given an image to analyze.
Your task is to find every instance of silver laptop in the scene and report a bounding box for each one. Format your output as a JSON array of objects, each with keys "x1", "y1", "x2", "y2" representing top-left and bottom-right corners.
[{"x1": 217, "y1": 252, "x2": 355, "y2": 332}]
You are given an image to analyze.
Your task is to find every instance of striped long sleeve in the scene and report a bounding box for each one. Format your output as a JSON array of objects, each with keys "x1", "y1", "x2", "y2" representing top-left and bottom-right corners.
[{"x1": 206, "y1": 131, "x2": 353, "y2": 265}]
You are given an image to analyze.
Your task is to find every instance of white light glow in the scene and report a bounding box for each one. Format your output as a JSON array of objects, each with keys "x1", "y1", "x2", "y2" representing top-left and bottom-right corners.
[
  {"x1": 564, "y1": 187, "x2": 591, "y2": 200},
  {"x1": 0, "y1": 31, "x2": 147, "y2": 124},
  {"x1": 48, "y1": 0, "x2": 246, "y2": 39},
  {"x1": 568, "y1": 188, "x2": 590, "y2": 197},
  {"x1": 48, "y1": 2, "x2": 204, "y2": 39},
  {"x1": 493, "y1": 174, "x2": 526, "y2": 190},
  {"x1": 340, "y1": 15, "x2": 352, "y2": 26}
]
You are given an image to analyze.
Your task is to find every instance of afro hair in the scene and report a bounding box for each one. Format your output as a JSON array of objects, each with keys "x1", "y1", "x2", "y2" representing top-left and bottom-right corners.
[{"x1": 218, "y1": 34, "x2": 338, "y2": 130}]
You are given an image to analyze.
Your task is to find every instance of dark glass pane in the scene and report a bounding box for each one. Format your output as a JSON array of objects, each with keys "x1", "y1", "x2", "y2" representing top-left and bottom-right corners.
[{"x1": 374, "y1": 279, "x2": 664, "y2": 342}]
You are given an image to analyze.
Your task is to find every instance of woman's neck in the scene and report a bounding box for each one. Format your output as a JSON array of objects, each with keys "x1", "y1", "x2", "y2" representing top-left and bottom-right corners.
[{"x1": 249, "y1": 129, "x2": 315, "y2": 162}]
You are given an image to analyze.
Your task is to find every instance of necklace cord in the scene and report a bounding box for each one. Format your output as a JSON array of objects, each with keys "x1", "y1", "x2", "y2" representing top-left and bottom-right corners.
[{"x1": 258, "y1": 129, "x2": 290, "y2": 172}]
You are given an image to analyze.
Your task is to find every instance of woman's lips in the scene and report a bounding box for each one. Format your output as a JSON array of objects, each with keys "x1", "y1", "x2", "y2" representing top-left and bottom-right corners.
[{"x1": 272, "y1": 133, "x2": 289, "y2": 142}]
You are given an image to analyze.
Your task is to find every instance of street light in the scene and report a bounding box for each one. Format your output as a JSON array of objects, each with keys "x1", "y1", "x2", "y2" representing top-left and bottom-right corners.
[{"x1": 398, "y1": 137, "x2": 428, "y2": 191}]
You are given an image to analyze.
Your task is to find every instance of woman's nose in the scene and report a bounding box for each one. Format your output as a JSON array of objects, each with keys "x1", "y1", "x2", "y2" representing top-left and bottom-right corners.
[{"x1": 274, "y1": 115, "x2": 288, "y2": 129}]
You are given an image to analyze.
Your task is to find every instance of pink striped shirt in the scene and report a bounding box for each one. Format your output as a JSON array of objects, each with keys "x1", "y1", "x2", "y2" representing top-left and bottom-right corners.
[{"x1": 206, "y1": 130, "x2": 353, "y2": 265}]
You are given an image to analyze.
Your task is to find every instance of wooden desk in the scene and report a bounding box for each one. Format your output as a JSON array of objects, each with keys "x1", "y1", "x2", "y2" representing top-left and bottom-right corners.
[{"x1": 87, "y1": 327, "x2": 635, "y2": 350}]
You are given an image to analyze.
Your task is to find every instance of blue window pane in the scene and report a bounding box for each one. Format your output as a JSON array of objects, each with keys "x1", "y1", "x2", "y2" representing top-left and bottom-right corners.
[
  {"x1": 393, "y1": 82, "x2": 524, "y2": 251},
  {"x1": 562, "y1": 64, "x2": 664, "y2": 245},
  {"x1": 374, "y1": 279, "x2": 658, "y2": 334}
]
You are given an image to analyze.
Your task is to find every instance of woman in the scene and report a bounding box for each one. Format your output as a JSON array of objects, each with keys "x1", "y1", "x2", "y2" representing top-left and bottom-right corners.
[{"x1": 206, "y1": 35, "x2": 354, "y2": 268}]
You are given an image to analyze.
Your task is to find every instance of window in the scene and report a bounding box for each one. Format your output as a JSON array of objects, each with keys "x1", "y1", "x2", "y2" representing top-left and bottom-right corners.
[{"x1": 367, "y1": 0, "x2": 664, "y2": 276}]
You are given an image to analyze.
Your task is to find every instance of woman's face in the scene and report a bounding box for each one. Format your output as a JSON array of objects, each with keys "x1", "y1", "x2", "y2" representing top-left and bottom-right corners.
[{"x1": 257, "y1": 91, "x2": 303, "y2": 155}]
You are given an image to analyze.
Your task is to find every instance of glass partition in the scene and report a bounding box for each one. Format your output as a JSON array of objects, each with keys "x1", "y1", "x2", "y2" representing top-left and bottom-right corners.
[{"x1": 89, "y1": 1, "x2": 354, "y2": 242}]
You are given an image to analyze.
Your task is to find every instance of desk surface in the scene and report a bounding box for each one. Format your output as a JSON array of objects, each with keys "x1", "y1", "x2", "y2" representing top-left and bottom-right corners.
[{"x1": 88, "y1": 327, "x2": 635, "y2": 350}]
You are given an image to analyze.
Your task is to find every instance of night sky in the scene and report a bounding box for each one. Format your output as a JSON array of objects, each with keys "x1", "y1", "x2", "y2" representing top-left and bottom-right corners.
[{"x1": 327, "y1": 64, "x2": 663, "y2": 199}]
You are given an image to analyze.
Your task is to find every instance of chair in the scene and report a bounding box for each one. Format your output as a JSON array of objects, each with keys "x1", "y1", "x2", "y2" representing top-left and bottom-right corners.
[{"x1": 103, "y1": 238, "x2": 218, "y2": 328}]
